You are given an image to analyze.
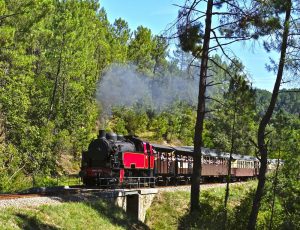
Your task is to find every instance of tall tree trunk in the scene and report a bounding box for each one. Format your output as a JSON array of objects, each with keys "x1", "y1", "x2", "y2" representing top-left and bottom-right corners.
[
  {"x1": 191, "y1": 0, "x2": 213, "y2": 212},
  {"x1": 269, "y1": 152, "x2": 280, "y2": 230},
  {"x1": 224, "y1": 100, "x2": 236, "y2": 228},
  {"x1": 48, "y1": 36, "x2": 65, "y2": 121},
  {"x1": 247, "y1": 2, "x2": 291, "y2": 229}
]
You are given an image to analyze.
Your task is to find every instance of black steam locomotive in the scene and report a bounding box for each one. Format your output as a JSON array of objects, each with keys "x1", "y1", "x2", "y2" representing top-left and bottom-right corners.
[{"x1": 80, "y1": 130, "x2": 155, "y2": 187}]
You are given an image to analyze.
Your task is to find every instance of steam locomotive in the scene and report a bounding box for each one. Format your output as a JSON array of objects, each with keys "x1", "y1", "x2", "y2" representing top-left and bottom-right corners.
[
  {"x1": 80, "y1": 130, "x2": 155, "y2": 187},
  {"x1": 80, "y1": 130, "x2": 261, "y2": 187}
]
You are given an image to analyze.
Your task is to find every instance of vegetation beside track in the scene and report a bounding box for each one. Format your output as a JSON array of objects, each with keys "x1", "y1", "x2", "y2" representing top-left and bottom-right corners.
[
  {"x1": 146, "y1": 180, "x2": 299, "y2": 230},
  {"x1": 0, "y1": 200, "x2": 148, "y2": 230},
  {"x1": 0, "y1": 180, "x2": 298, "y2": 229},
  {"x1": 0, "y1": 175, "x2": 82, "y2": 194}
]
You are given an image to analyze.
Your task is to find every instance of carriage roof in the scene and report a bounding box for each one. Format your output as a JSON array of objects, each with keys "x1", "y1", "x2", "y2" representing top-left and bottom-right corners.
[
  {"x1": 152, "y1": 144, "x2": 258, "y2": 161},
  {"x1": 151, "y1": 143, "x2": 174, "y2": 152}
]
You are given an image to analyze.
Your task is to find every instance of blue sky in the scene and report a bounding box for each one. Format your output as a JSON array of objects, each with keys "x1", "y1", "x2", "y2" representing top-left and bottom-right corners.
[{"x1": 100, "y1": 0, "x2": 278, "y2": 91}]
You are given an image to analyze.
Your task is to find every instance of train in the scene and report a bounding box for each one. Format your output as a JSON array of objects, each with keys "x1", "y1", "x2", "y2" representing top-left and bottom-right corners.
[{"x1": 79, "y1": 130, "x2": 262, "y2": 187}]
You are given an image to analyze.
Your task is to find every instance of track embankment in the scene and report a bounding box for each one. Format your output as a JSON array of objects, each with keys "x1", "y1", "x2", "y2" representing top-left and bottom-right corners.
[
  {"x1": 0, "y1": 182, "x2": 249, "y2": 209},
  {"x1": 155, "y1": 182, "x2": 246, "y2": 193}
]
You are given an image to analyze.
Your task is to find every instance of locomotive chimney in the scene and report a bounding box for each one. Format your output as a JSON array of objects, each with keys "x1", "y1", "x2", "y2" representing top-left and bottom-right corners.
[{"x1": 98, "y1": 130, "x2": 106, "y2": 139}]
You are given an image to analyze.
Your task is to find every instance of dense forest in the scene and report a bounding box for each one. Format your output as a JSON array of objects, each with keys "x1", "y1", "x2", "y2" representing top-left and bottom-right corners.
[{"x1": 0, "y1": 0, "x2": 299, "y2": 228}]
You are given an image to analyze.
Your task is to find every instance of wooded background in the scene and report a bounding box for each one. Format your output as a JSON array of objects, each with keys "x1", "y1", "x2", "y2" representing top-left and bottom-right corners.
[{"x1": 0, "y1": 1, "x2": 299, "y2": 228}]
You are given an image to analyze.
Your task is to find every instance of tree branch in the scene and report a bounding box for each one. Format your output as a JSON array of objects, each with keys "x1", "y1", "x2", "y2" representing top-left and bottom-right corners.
[
  {"x1": 0, "y1": 12, "x2": 25, "y2": 21},
  {"x1": 206, "y1": 81, "x2": 223, "y2": 87},
  {"x1": 208, "y1": 57, "x2": 233, "y2": 78},
  {"x1": 205, "y1": 96, "x2": 226, "y2": 106}
]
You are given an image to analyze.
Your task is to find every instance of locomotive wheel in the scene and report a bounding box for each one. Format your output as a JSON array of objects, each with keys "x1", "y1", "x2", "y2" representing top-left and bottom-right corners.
[
  {"x1": 184, "y1": 178, "x2": 188, "y2": 185},
  {"x1": 164, "y1": 178, "x2": 169, "y2": 186},
  {"x1": 150, "y1": 182, "x2": 155, "y2": 188},
  {"x1": 84, "y1": 178, "x2": 95, "y2": 187}
]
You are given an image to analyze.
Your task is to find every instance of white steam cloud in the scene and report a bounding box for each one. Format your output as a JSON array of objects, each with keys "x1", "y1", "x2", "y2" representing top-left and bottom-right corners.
[{"x1": 96, "y1": 64, "x2": 200, "y2": 117}]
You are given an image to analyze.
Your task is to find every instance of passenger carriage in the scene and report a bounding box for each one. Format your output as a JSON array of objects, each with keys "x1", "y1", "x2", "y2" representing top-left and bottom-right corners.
[{"x1": 152, "y1": 144, "x2": 259, "y2": 185}]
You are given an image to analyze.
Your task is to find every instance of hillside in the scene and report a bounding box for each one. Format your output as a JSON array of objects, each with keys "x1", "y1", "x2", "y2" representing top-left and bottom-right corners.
[{"x1": 256, "y1": 88, "x2": 300, "y2": 115}]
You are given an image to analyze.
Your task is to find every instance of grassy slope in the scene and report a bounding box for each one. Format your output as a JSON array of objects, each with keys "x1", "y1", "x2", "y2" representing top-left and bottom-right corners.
[
  {"x1": 0, "y1": 181, "x2": 270, "y2": 230},
  {"x1": 146, "y1": 182, "x2": 258, "y2": 230},
  {"x1": 0, "y1": 200, "x2": 148, "y2": 230}
]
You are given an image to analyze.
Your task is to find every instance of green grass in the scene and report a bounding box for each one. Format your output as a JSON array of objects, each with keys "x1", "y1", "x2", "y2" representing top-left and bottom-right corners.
[
  {"x1": 146, "y1": 181, "x2": 258, "y2": 230},
  {"x1": 0, "y1": 200, "x2": 148, "y2": 230},
  {"x1": 0, "y1": 175, "x2": 82, "y2": 194},
  {"x1": 1, "y1": 181, "x2": 287, "y2": 230},
  {"x1": 33, "y1": 175, "x2": 82, "y2": 187}
]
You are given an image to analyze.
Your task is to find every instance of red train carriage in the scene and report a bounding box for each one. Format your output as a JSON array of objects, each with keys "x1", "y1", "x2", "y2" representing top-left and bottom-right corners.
[
  {"x1": 152, "y1": 144, "x2": 259, "y2": 185},
  {"x1": 152, "y1": 144, "x2": 177, "y2": 185},
  {"x1": 184, "y1": 147, "x2": 259, "y2": 181},
  {"x1": 200, "y1": 148, "x2": 228, "y2": 180},
  {"x1": 230, "y1": 154, "x2": 260, "y2": 180}
]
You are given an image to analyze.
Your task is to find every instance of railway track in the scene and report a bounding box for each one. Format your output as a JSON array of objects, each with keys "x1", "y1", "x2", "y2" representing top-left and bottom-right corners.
[
  {"x1": 0, "y1": 181, "x2": 246, "y2": 201},
  {"x1": 0, "y1": 194, "x2": 43, "y2": 200},
  {"x1": 0, "y1": 181, "x2": 251, "y2": 210}
]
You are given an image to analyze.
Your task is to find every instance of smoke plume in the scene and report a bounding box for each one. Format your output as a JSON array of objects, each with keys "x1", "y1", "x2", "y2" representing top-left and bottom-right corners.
[{"x1": 96, "y1": 64, "x2": 199, "y2": 117}]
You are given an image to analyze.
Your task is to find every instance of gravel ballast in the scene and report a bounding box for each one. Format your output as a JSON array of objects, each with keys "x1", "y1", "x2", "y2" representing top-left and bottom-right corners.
[{"x1": 0, "y1": 182, "x2": 247, "y2": 209}]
